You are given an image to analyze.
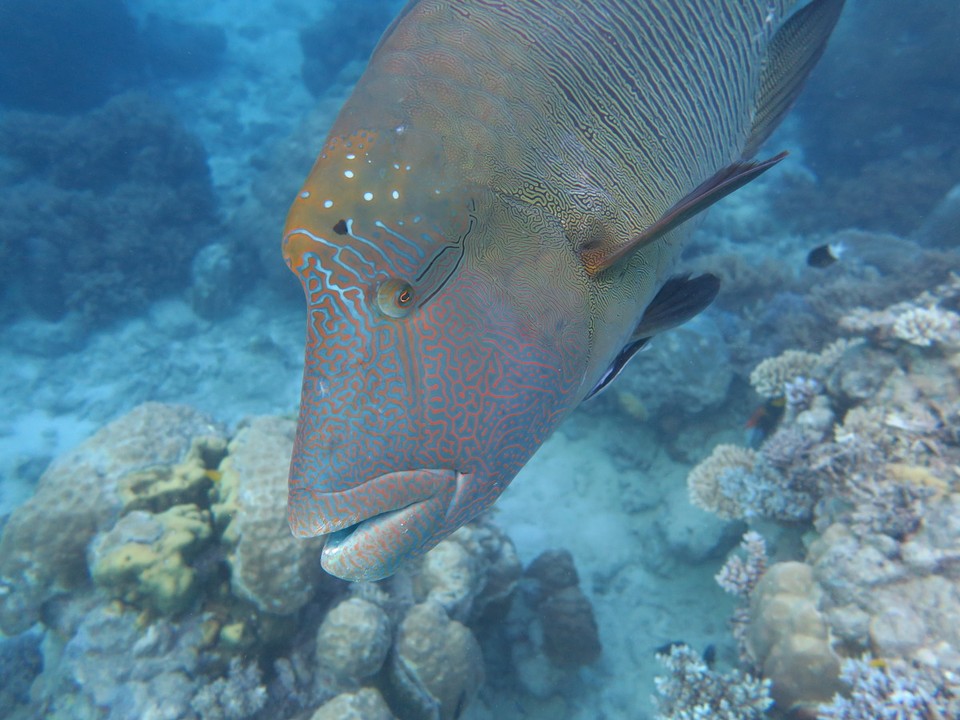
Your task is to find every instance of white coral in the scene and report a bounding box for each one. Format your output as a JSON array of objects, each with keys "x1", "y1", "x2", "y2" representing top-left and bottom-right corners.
[
  {"x1": 890, "y1": 306, "x2": 960, "y2": 347},
  {"x1": 750, "y1": 350, "x2": 819, "y2": 399}
]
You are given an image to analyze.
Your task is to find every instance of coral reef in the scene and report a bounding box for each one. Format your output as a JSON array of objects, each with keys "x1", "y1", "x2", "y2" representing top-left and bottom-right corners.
[
  {"x1": 817, "y1": 655, "x2": 960, "y2": 720},
  {"x1": 687, "y1": 444, "x2": 815, "y2": 522},
  {"x1": 0, "y1": 402, "x2": 587, "y2": 719},
  {"x1": 90, "y1": 505, "x2": 213, "y2": 615},
  {"x1": 702, "y1": 264, "x2": 960, "y2": 717},
  {"x1": 652, "y1": 643, "x2": 772, "y2": 720},
  {"x1": 212, "y1": 416, "x2": 325, "y2": 616},
  {"x1": 315, "y1": 597, "x2": 392, "y2": 682},
  {"x1": 0, "y1": 403, "x2": 224, "y2": 634},
  {"x1": 310, "y1": 687, "x2": 396, "y2": 720},
  {"x1": 745, "y1": 562, "x2": 843, "y2": 715},
  {"x1": 389, "y1": 601, "x2": 485, "y2": 720},
  {"x1": 0, "y1": 93, "x2": 219, "y2": 325}
]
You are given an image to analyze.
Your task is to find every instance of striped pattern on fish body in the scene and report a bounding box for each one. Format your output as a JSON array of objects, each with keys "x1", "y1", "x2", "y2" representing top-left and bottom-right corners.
[{"x1": 283, "y1": 0, "x2": 844, "y2": 581}]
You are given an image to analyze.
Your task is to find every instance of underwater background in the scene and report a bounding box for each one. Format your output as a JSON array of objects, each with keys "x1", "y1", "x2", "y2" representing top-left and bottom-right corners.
[{"x1": 1, "y1": 0, "x2": 959, "y2": 718}]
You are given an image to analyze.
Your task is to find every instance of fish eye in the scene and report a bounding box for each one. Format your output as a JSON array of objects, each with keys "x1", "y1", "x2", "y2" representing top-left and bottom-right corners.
[{"x1": 376, "y1": 278, "x2": 415, "y2": 318}]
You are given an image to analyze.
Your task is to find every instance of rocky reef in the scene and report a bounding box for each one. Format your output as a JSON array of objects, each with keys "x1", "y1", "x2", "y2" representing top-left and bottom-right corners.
[{"x1": 0, "y1": 402, "x2": 602, "y2": 720}]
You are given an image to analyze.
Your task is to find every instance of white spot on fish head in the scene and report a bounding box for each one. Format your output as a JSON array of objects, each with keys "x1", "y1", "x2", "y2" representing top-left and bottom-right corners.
[
  {"x1": 363, "y1": 192, "x2": 374, "y2": 201},
  {"x1": 344, "y1": 170, "x2": 354, "y2": 179}
]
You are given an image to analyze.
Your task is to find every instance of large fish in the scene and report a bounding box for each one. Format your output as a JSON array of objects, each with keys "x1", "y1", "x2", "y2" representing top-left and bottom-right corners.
[{"x1": 283, "y1": 0, "x2": 844, "y2": 581}]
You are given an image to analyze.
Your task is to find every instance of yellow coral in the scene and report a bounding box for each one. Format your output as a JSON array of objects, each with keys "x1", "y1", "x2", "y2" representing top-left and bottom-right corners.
[
  {"x1": 91, "y1": 504, "x2": 212, "y2": 615},
  {"x1": 687, "y1": 444, "x2": 757, "y2": 520},
  {"x1": 118, "y1": 436, "x2": 227, "y2": 514}
]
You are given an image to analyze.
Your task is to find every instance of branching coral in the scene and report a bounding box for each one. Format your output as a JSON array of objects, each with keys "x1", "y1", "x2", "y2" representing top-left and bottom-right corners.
[
  {"x1": 190, "y1": 657, "x2": 268, "y2": 720},
  {"x1": 749, "y1": 339, "x2": 860, "y2": 400},
  {"x1": 716, "y1": 532, "x2": 768, "y2": 600},
  {"x1": 687, "y1": 444, "x2": 815, "y2": 522},
  {"x1": 817, "y1": 655, "x2": 960, "y2": 720},
  {"x1": 716, "y1": 532, "x2": 769, "y2": 666},
  {"x1": 750, "y1": 351, "x2": 820, "y2": 399},
  {"x1": 840, "y1": 273, "x2": 960, "y2": 349},
  {"x1": 653, "y1": 643, "x2": 773, "y2": 720}
]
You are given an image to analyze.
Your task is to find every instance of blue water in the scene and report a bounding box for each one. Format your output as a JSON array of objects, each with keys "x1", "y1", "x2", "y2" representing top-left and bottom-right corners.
[{"x1": 1, "y1": 1, "x2": 958, "y2": 718}]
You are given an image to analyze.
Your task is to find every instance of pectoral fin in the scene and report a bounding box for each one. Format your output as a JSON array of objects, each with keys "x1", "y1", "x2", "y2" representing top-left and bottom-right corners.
[
  {"x1": 584, "y1": 273, "x2": 720, "y2": 400},
  {"x1": 581, "y1": 153, "x2": 787, "y2": 276}
]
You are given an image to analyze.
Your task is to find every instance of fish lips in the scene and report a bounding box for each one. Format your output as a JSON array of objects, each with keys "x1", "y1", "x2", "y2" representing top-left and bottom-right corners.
[{"x1": 296, "y1": 467, "x2": 463, "y2": 582}]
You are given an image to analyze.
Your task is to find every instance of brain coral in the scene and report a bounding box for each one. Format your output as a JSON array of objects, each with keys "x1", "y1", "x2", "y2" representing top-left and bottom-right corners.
[
  {"x1": 0, "y1": 402, "x2": 224, "y2": 634},
  {"x1": 212, "y1": 416, "x2": 325, "y2": 615}
]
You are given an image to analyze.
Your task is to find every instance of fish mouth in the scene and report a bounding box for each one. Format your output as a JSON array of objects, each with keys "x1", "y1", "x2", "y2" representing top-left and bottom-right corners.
[{"x1": 316, "y1": 468, "x2": 462, "y2": 582}]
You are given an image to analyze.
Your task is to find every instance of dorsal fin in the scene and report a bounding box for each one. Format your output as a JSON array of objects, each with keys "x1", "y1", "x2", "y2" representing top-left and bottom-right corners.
[
  {"x1": 371, "y1": 0, "x2": 422, "y2": 60},
  {"x1": 580, "y1": 152, "x2": 787, "y2": 276},
  {"x1": 744, "y1": 0, "x2": 846, "y2": 157}
]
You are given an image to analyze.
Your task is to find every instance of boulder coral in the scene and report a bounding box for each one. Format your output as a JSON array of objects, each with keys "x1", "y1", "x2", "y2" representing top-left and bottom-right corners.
[
  {"x1": 390, "y1": 601, "x2": 485, "y2": 720},
  {"x1": 315, "y1": 597, "x2": 393, "y2": 682},
  {"x1": 0, "y1": 402, "x2": 567, "y2": 719},
  {"x1": 212, "y1": 416, "x2": 325, "y2": 616},
  {"x1": 746, "y1": 561, "x2": 843, "y2": 715},
  {"x1": 0, "y1": 402, "x2": 224, "y2": 634}
]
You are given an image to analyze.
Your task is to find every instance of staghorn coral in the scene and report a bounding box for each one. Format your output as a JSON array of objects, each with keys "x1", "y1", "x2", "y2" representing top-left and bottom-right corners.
[
  {"x1": 716, "y1": 532, "x2": 769, "y2": 667},
  {"x1": 716, "y1": 532, "x2": 768, "y2": 600},
  {"x1": 818, "y1": 655, "x2": 960, "y2": 720},
  {"x1": 652, "y1": 643, "x2": 772, "y2": 720}
]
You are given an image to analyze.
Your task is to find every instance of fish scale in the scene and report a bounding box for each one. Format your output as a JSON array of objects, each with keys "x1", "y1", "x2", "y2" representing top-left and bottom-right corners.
[{"x1": 284, "y1": 0, "x2": 844, "y2": 581}]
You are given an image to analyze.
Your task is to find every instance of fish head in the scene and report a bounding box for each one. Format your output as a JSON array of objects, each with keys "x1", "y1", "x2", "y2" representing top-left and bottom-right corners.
[{"x1": 283, "y1": 128, "x2": 590, "y2": 581}]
